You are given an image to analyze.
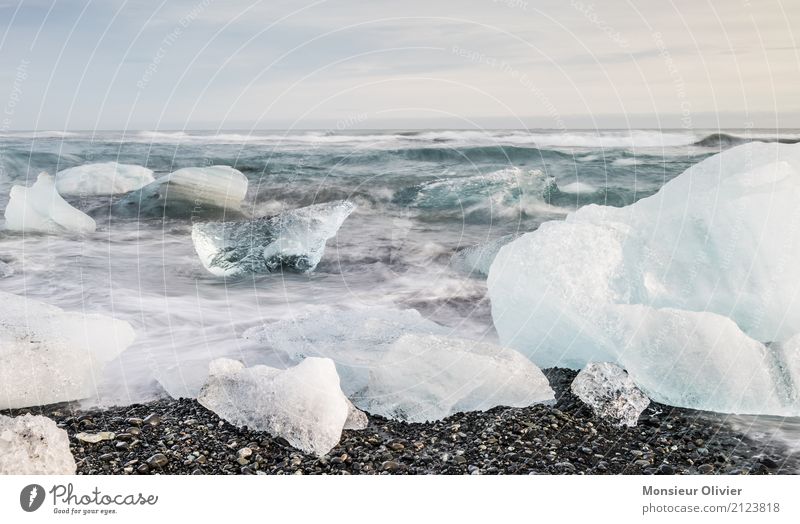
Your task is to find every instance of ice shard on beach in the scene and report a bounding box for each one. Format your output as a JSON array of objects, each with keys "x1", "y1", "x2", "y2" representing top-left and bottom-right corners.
[
  {"x1": 113, "y1": 165, "x2": 248, "y2": 218},
  {"x1": 0, "y1": 291, "x2": 136, "y2": 409},
  {"x1": 0, "y1": 414, "x2": 76, "y2": 474},
  {"x1": 356, "y1": 333, "x2": 555, "y2": 422},
  {"x1": 55, "y1": 162, "x2": 155, "y2": 196},
  {"x1": 3, "y1": 173, "x2": 96, "y2": 234},
  {"x1": 197, "y1": 357, "x2": 358, "y2": 457},
  {"x1": 570, "y1": 362, "x2": 650, "y2": 427},
  {"x1": 488, "y1": 142, "x2": 800, "y2": 415},
  {"x1": 244, "y1": 306, "x2": 554, "y2": 422},
  {"x1": 192, "y1": 200, "x2": 355, "y2": 276}
]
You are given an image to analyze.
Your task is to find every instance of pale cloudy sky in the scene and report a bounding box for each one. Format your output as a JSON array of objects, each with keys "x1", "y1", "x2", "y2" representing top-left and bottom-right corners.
[{"x1": 1, "y1": 0, "x2": 798, "y2": 130}]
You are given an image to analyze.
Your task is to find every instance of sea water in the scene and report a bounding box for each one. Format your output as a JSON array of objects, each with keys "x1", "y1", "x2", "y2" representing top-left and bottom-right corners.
[{"x1": 1, "y1": 128, "x2": 799, "y2": 429}]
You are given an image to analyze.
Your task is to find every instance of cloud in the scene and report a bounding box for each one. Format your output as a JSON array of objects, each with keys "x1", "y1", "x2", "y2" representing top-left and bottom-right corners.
[{"x1": 0, "y1": 0, "x2": 797, "y2": 129}]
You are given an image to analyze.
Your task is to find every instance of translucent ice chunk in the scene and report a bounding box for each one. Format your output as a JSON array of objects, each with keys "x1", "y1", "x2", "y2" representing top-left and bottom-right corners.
[
  {"x1": 570, "y1": 362, "x2": 650, "y2": 427},
  {"x1": 0, "y1": 414, "x2": 76, "y2": 474},
  {"x1": 243, "y1": 306, "x2": 449, "y2": 395},
  {"x1": 55, "y1": 162, "x2": 154, "y2": 196},
  {"x1": 192, "y1": 200, "x2": 355, "y2": 276},
  {"x1": 0, "y1": 291, "x2": 136, "y2": 409},
  {"x1": 197, "y1": 357, "x2": 359, "y2": 457},
  {"x1": 356, "y1": 333, "x2": 555, "y2": 422},
  {"x1": 245, "y1": 307, "x2": 554, "y2": 421},
  {"x1": 488, "y1": 142, "x2": 800, "y2": 415},
  {"x1": 3, "y1": 173, "x2": 96, "y2": 234}
]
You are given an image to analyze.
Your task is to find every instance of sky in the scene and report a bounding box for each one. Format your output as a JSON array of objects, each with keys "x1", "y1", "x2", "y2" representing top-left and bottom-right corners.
[{"x1": 0, "y1": 0, "x2": 798, "y2": 130}]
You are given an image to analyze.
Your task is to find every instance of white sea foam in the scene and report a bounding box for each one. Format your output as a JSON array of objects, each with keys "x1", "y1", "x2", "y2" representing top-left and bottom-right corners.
[{"x1": 559, "y1": 181, "x2": 598, "y2": 194}]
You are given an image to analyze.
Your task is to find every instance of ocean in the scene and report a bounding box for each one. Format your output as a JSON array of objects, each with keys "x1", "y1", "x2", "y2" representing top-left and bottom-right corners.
[{"x1": 1, "y1": 127, "x2": 799, "y2": 434}]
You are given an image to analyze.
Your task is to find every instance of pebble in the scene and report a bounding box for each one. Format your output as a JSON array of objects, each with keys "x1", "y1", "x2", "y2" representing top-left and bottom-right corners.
[
  {"x1": 143, "y1": 414, "x2": 162, "y2": 426},
  {"x1": 146, "y1": 453, "x2": 169, "y2": 469},
  {"x1": 14, "y1": 368, "x2": 793, "y2": 476}
]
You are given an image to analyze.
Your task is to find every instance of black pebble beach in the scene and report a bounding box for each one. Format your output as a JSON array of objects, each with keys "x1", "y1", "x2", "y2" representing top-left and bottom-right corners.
[{"x1": 5, "y1": 369, "x2": 797, "y2": 475}]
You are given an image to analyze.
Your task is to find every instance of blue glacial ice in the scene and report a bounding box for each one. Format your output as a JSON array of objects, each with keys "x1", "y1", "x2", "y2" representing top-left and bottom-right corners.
[
  {"x1": 192, "y1": 200, "x2": 355, "y2": 276},
  {"x1": 488, "y1": 142, "x2": 800, "y2": 415},
  {"x1": 244, "y1": 306, "x2": 554, "y2": 422},
  {"x1": 4, "y1": 173, "x2": 96, "y2": 234},
  {"x1": 0, "y1": 291, "x2": 135, "y2": 409}
]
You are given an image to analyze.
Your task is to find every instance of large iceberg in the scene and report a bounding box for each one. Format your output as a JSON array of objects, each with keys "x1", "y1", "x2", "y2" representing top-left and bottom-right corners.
[
  {"x1": 113, "y1": 165, "x2": 248, "y2": 218},
  {"x1": 197, "y1": 357, "x2": 358, "y2": 457},
  {"x1": 488, "y1": 142, "x2": 800, "y2": 415},
  {"x1": 3, "y1": 173, "x2": 96, "y2": 234},
  {"x1": 0, "y1": 414, "x2": 76, "y2": 474},
  {"x1": 192, "y1": 200, "x2": 355, "y2": 276},
  {"x1": 55, "y1": 162, "x2": 154, "y2": 196},
  {"x1": 0, "y1": 291, "x2": 136, "y2": 409},
  {"x1": 570, "y1": 362, "x2": 650, "y2": 427},
  {"x1": 244, "y1": 306, "x2": 554, "y2": 421}
]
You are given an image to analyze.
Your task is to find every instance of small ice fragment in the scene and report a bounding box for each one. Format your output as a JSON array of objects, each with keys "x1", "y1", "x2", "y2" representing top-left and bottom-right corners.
[
  {"x1": 197, "y1": 357, "x2": 352, "y2": 457},
  {"x1": 0, "y1": 414, "x2": 76, "y2": 474},
  {"x1": 571, "y1": 362, "x2": 650, "y2": 427},
  {"x1": 192, "y1": 200, "x2": 354, "y2": 276},
  {"x1": 3, "y1": 172, "x2": 96, "y2": 234}
]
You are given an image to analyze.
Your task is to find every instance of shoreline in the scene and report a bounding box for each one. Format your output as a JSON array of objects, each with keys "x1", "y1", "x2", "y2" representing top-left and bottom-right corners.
[{"x1": 4, "y1": 369, "x2": 797, "y2": 475}]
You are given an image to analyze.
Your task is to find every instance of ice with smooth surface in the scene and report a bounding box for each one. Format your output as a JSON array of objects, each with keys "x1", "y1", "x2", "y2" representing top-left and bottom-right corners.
[
  {"x1": 570, "y1": 362, "x2": 650, "y2": 427},
  {"x1": 245, "y1": 307, "x2": 554, "y2": 421},
  {"x1": 113, "y1": 165, "x2": 248, "y2": 218},
  {"x1": 450, "y1": 234, "x2": 519, "y2": 277},
  {"x1": 243, "y1": 306, "x2": 450, "y2": 395},
  {"x1": 0, "y1": 291, "x2": 136, "y2": 409},
  {"x1": 197, "y1": 357, "x2": 357, "y2": 457},
  {"x1": 192, "y1": 200, "x2": 355, "y2": 276},
  {"x1": 0, "y1": 414, "x2": 77, "y2": 474},
  {"x1": 488, "y1": 142, "x2": 800, "y2": 415},
  {"x1": 356, "y1": 333, "x2": 555, "y2": 422},
  {"x1": 55, "y1": 162, "x2": 155, "y2": 196},
  {"x1": 3, "y1": 173, "x2": 96, "y2": 234}
]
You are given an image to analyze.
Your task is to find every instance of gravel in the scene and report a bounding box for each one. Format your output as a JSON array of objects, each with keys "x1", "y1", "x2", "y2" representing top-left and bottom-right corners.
[{"x1": 4, "y1": 368, "x2": 797, "y2": 475}]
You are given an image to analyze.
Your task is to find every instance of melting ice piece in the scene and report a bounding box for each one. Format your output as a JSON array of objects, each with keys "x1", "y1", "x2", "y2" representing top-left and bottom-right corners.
[
  {"x1": 197, "y1": 357, "x2": 361, "y2": 457},
  {"x1": 55, "y1": 162, "x2": 155, "y2": 196},
  {"x1": 3, "y1": 173, "x2": 96, "y2": 234},
  {"x1": 0, "y1": 414, "x2": 76, "y2": 474},
  {"x1": 0, "y1": 291, "x2": 136, "y2": 409},
  {"x1": 344, "y1": 399, "x2": 369, "y2": 430},
  {"x1": 450, "y1": 234, "x2": 519, "y2": 277},
  {"x1": 192, "y1": 200, "x2": 355, "y2": 276},
  {"x1": 355, "y1": 333, "x2": 555, "y2": 422},
  {"x1": 570, "y1": 362, "x2": 650, "y2": 427},
  {"x1": 245, "y1": 307, "x2": 553, "y2": 421},
  {"x1": 488, "y1": 142, "x2": 800, "y2": 415},
  {"x1": 243, "y1": 305, "x2": 450, "y2": 395},
  {"x1": 113, "y1": 165, "x2": 248, "y2": 218}
]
